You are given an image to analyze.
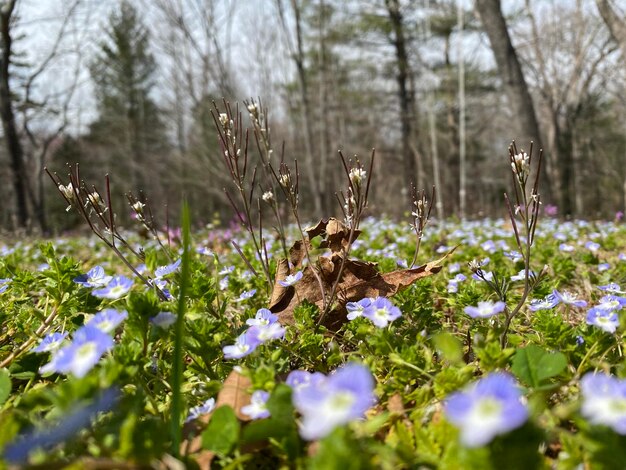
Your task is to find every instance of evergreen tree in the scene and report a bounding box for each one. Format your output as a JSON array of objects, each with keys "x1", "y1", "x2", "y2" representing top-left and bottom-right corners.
[{"x1": 89, "y1": 1, "x2": 168, "y2": 194}]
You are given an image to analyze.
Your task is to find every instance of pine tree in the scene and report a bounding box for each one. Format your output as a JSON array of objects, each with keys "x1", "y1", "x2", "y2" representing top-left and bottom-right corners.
[{"x1": 89, "y1": 1, "x2": 167, "y2": 194}]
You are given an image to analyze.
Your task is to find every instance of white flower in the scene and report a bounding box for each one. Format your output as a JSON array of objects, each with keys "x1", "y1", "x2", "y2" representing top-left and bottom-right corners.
[{"x1": 262, "y1": 191, "x2": 274, "y2": 203}]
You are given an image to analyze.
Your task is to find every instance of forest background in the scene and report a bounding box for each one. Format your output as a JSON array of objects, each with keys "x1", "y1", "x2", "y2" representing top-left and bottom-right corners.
[{"x1": 0, "y1": 0, "x2": 625, "y2": 234}]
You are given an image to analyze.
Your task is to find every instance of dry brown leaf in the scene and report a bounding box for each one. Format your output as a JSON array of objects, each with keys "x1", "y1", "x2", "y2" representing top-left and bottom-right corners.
[
  {"x1": 269, "y1": 249, "x2": 455, "y2": 330},
  {"x1": 387, "y1": 393, "x2": 405, "y2": 415},
  {"x1": 289, "y1": 239, "x2": 311, "y2": 268}
]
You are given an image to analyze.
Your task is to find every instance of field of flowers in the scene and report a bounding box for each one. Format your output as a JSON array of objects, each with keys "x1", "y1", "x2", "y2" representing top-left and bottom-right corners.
[{"x1": 2, "y1": 207, "x2": 626, "y2": 468}]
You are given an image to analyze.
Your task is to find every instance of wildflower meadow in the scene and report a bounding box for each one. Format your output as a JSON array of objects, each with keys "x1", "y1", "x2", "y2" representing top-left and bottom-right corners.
[{"x1": 3, "y1": 103, "x2": 626, "y2": 469}]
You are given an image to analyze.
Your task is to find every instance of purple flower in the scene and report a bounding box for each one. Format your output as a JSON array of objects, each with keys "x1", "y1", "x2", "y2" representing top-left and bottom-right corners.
[
  {"x1": 464, "y1": 301, "x2": 506, "y2": 319},
  {"x1": 599, "y1": 283, "x2": 625, "y2": 295},
  {"x1": 155, "y1": 259, "x2": 181, "y2": 278},
  {"x1": 222, "y1": 330, "x2": 261, "y2": 359},
  {"x1": 185, "y1": 398, "x2": 216, "y2": 423},
  {"x1": 40, "y1": 326, "x2": 114, "y2": 378},
  {"x1": 444, "y1": 372, "x2": 528, "y2": 447},
  {"x1": 0, "y1": 278, "x2": 10, "y2": 294},
  {"x1": 278, "y1": 271, "x2": 303, "y2": 287},
  {"x1": 362, "y1": 297, "x2": 402, "y2": 327},
  {"x1": 246, "y1": 308, "x2": 277, "y2": 327},
  {"x1": 286, "y1": 370, "x2": 326, "y2": 391},
  {"x1": 581, "y1": 373, "x2": 626, "y2": 434},
  {"x1": 73, "y1": 266, "x2": 112, "y2": 288},
  {"x1": 585, "y1": 241, "x2": 600, "y2": 252},
  {"x1": 552, "y1": 289, "x2": 587, "y2": 308},
  {"x1": 598, "y1": 263, "x2": 611, "y2": 272},
  {"x1": 292, "y1": 363, "x2": 376, "y2": 440},
  {"x1": 150, "y1": 311, "x2": 176, "y2": 329},
  {"x1": 91, "y1": 275, "x2": 133, "y2": 299},
  {"x1": 504, "y1": 251, "x2": 522, "y2": 262},
  {"x1": 586, "y1": 308, "x2": 620, "y2": 333},
  {"x1": 247, "y1": 323, "x2": 286, "y2": 342},
  {"x1": 544, "y1": 204, "x2": 558, "y2": 217},
  {"x1": 235, "y1": 289, "x2": 257, "y2": 302},
  {"x1": 31, "y1": 332, "x2": 67, "y2": 353},
  {"x1": 529, "y1": 295, "x2": 559, "y2": 311},
  {"x1": 86, "y1": 309, "x2": 128, "y2": 334},
  {"x1": 241, "y1": 391, "x2": 271, "y2": 420},
  {"x1": 346, "y1": 298, "x2": 372, "y2": 320}
]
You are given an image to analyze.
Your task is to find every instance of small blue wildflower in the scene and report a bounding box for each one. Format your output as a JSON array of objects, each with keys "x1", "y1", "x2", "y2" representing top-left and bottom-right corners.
[
  {"x1": 91, "y1": 275, "x2": 133, "y2": 299},
  {"x1": 0, "y1": 278, "x2": 11, "y2": 294},
  {"x1": 529, "y1": 295, "x2": 559, "y2": 311},
  {"x1": 185, "y1": 398, "x2": 216, "y2": 423},
  {"x1": 510, "y1": 269, "x2": 535, "y2": 282},
  {"x1": 246, "y1": 308, "x2": 277, "y2": 327},
  {"x1": 581, "y1": 373, "x2": 626, "y2": 434},
  {"x1": 218, "y1": 265, "x2": 235, "y2": 277},
  {"x1": 241, "y1": 391, "x2": 271, "y2": 420},
  {"x1": 346, "y1": 298, "x2": 372, "y2": 320},
  {"x1": 37, "y1": 263, "x2": 50, "y2": 272},
  {"x1": 464, "y1": 301, "x2": 506, "y2": 319},
  {"x1": 31, "y1": 332, "x2": 67, "y2": 353},
  {"x1": 552, "y1": 289, "x2": 587, "y2": 308},
  {"x1": 86, "y1": 309, "x2": 128, "y2": 333},
  {"x1": 286, "y1": 370, "x2": 326, "y2": 391},
  {"x1": 586, "y1": 308, "x2": 619, "y2": 333},
  {"x1": 444, "y1": 372, "x2": 528, "y2": 447},
  {"x1": 247, "y1": 323, "x2": 286, "y2": 342},
  {"x1": 599, "y1": 283, "x2": 625, "y2": 294},
  {"x1": 576, "y1": 335, "x2": 585, "y2": 346},
  {"x1": 292, "y1": 363, "x2": 376, "y2": 440},
  {"x1": 219, "y1": 276, "x2": 229, "y2": 290},
  {"x1": 503, "y1": 251, "x2": 522, "y2": 262},
  {"x1": 559, "y1": 243, "x2": 575, "y2": 253},
  {"x1": 585, "y1": 241, "x2": 600, "y2": 252},
  {"x1": 472, "y1": 270, "x2": 494, "y2": 282},
  {"x1": 73, "y1": 266, "x2": 112, "y2": 288},
  {"x1": 278, "y1": 271, "x2": 303, "y2": 287},
  {"x1": 448, "y1": 262, "x2": 461, "y2": 274},
  {"x1": 362, "y1": 297, "x2": 402, "y2": 327},
  {"x1": 40, "y1": 326, "x2": 114, "y2": 378},
  {"x1": 155, "y1": 259, "x2": 181, "y2": 278},
  {"x1": 396, "y1": 258, "x2": 408, "y2": 268},
  {"x1": 235, "y1": 289, "x2": 257, "y2": 302},
  {"x1": 150, "y1": 311, "x2": 177, "y2": 329},
  {"x1": 223, "y1": 330, "x2": 261, "y2": 359},
  {"x1": 598, "y1": 263, "x2": 611, "y2": 272}
]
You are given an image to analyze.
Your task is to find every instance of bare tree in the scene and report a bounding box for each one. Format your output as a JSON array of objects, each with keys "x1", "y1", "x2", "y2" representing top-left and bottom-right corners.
[{"x1": 596, "y1": 0, "x2": 626, "y2": 59}]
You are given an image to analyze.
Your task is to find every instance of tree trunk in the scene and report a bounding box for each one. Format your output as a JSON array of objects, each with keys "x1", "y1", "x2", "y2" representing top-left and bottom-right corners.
[
  {"x1": 386, "y1": 0, "x2": 418, "y2": 191},
  {"x1": 475, "y1": 0, "x2": 550, "y2": 196},
  {"x1": 0, "y1": 0, "x2": 29, "y2": 229}
]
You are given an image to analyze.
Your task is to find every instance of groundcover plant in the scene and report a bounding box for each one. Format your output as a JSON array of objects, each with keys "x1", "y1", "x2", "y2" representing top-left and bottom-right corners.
[{"x1": 3, "y1": 103, "x2": 626, "y2": 469}]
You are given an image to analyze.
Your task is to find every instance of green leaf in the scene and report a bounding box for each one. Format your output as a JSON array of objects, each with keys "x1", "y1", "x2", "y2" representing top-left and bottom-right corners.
[
  {"x1": 201, "y1": 405, "x2": 240, "y2": 455},
  {"x1": 511, "y1": 344, "x2": 567, "y2": 388},
  {"x1": 432, "y1": 332, "x2": 463, "y2": 364},
  {"x1": 0, "y1": 368, "x2": 11, "y2": 406}
]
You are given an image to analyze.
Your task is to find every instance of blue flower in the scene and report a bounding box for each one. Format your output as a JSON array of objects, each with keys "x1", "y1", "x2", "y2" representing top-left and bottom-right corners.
[
  {"x1": 40, "y1": 326, "x2": 114, "y2": 378},
  {"x1": 247, "y1": 320, "x2": 286, "y2": 343},
  {"x1": 292, "y1": 363, "x2": 376, "y2": 440},
  {"x1": 559, "y1": 243, "x2": 575, "y2": 253},
  {"x1": 278, "y1": 271, "x2": 303, "y2": 287},
  {"x1": 223, "y1": 330, "x2": 262, "y2": 359},
  {"x1": 529, "y1": 295, "x2": 559, "y2": 311},
  {"x1": 346, "y1": 298, "x2": 372, "y2": 320},
  {"x1": 91, "y1": 275, "x2": 133, "y2": 299},
  {"x1": 31, "y1": 332, "x2": 67, "y2": 353},
  {"x1": 241, "y1": 391, "x2": 271, "y2": 420},
  {"x1": 464, "y1": 301, "x2": 506, "y2": 319},
  {"x1": 73, "y1": 266, "x2": 112, "y2": 288},
  {"x1": 246, "y1": 308, "x2": 277, "y2": 326},
  {"x1": 235, "y1": 289, "x2": 257, "y2": 302},
  {"x1": 444, "y1": 372, "x2": 528, "y2": 447},
  {"x1": 581, "y1": 373, "x2": 626, "y2": 434},
  {"x1": 585, "y1": 241, "x2": 600, "y2": 252},
  {"x1": 0, "y1": 278, "x2": 11, "y2": 294},
  {"x1": 150, "y1": 311, "x2": 176, "y2": 329},
  {"x1": 586, "y1": 308, "x2": 620, "y2": 333},
  {"x1": 599, "y1": 283, "x2": 625, "y2": 294},
  {"x1": 286, "y1": 370, "x2": 326, "y2": 391},
  {"x1": 362, "y1": 297, "x2": 402, "y2": 327},
  {"x1": 552, "y1": 289, "x2": 587, "y2": 308},
  {"x1": 185, "y1": 397, "x2": 216, "y2": 423},
  {"x1": 85, "y1": 309, "x2": 128, "y2": 333},
  {"x1": 155, "y1": 259, "x2": 180, "y2": 278}
]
